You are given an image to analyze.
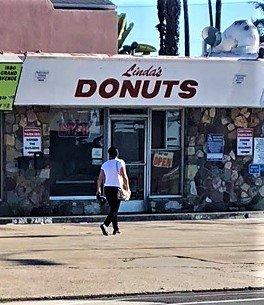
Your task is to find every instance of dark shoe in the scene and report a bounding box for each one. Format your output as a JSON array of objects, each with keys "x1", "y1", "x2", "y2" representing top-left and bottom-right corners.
[
  {"x1": 113, "y1": 229, "x2": 121, "y2": 235},
  {"x1": 100, "y1": 224, "x2": 108, "y2": 236}
]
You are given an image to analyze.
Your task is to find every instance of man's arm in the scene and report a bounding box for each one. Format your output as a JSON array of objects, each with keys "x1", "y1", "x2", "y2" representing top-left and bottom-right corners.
[
  {"x1": 120, "y1": 167, "x2": 130, "y2": 192},
  {"x1": 97, "y1": 169, "x2": 105, "y2": 195}
]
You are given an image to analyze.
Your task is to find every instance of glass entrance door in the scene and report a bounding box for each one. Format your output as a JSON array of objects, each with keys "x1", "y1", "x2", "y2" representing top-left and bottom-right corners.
[{"x1": 111, "y1": 119, "x2": 146, "y2": 212}]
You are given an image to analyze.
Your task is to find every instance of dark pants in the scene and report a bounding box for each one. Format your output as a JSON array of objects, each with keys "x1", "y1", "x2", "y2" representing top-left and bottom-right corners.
[{"x1": 104, "y1": 186, "x2": 121, "y2": 230}]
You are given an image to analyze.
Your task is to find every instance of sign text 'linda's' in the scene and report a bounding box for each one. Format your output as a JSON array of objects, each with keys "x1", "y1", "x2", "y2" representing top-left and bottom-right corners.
[{"x1": 75, "y1": 64, "x2": 199, "y2": 99}]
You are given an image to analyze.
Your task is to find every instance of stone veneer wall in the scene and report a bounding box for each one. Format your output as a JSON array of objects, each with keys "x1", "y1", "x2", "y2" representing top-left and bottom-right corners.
[
  {"x1": 3, "y1": 106, "x2": 51, "y2": 216},
  {"x1": 2, "y1": 106, "x2": 102, "y2": 217},
  {"x1": 2, "y1": 106, "x2": 264, "y2": 216},
  {"x1": 185, "y1": 107, "x2": 264, "y2": 212}
]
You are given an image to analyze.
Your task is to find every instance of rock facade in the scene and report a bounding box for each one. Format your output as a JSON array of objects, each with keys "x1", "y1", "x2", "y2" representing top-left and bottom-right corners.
[
  {"x1": 2, "y1": 106, "x2": 103, "y2": 216},
  {"x1": 184, "y1": 107, "x2": 264, "y2": 213},
  {"x1": 3, "y1": 107, "x2": 50, "y2": 216},
  {"x1": 1, "y1": 106, "x2": 264, "y2": 216}
]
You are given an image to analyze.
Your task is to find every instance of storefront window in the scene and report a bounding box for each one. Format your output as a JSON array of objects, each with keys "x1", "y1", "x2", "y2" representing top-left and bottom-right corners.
[
  {"x1": 50, "y1": 109, "x2": 104, "y2": 197},
  {"x1": 151, "y1": 110, "x2": 182, "y2": 195}
]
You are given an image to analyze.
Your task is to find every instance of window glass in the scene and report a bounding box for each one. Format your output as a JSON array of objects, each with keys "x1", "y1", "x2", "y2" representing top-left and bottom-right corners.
[
  {"x1": 126, "y1": 165, "x2": 144, "y2": 200},
  {"x1": 151, "y1": 111, "x2": 165, "y2": 149},
  {"x1": 50, "y1": 109, "x2": 104, "y2": 196},
  {"x1": 151, "y1": 110, "x2": 182, "y2": 196},
  {"x1": 111, "y1": 120, "x2": 146, "y2": 200},
  {"x1": 166, "y1": 111, "x2": 181, "y2": 149},
  {"x1": 110, "y1": 108, "x2": 148, "y2": 115},
  {"x1": 112, "y1": 120, "x2": 145, "y2": 163}
]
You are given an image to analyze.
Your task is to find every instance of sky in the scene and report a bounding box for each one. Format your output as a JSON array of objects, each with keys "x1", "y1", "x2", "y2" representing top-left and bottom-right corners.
[
  {"x1": 112, "y1": 0, "x2": 263, "y2": 56},
  {"x1": 112, "y1": 0, "x2": 257, "y2": 6}
]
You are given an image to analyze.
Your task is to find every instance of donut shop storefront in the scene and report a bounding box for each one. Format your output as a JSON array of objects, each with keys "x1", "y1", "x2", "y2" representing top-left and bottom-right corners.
[{"x1": 3, "y1": 53, "x2": 264, "y2": 216}]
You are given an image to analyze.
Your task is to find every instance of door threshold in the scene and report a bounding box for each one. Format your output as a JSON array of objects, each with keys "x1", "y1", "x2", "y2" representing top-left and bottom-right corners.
[{"x1": 50, "y1": 196, "x2": 96, "y2": 201}]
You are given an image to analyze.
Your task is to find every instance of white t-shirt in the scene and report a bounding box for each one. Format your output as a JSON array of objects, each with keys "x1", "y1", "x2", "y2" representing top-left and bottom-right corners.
[{"x1": 101, "y1": 158, "x2": 126, "y2": 187}]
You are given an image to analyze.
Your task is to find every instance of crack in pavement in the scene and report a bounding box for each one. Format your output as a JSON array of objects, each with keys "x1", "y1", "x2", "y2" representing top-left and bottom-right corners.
[{"x1": 120, "y1": 255, "x2": 263, "y2": 266}]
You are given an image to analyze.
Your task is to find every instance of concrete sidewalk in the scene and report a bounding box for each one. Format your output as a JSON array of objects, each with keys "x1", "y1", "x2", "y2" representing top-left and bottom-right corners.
[
  {"x1": 0, "y1": 219, "x2": 263, "y2": 301},
  {"x1": 0, "y1": 211, "x2": 263, "y2": 225}
]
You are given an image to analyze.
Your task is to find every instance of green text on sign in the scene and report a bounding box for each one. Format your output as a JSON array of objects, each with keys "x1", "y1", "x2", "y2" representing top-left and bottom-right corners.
[{"x1": 0, "y1": 63, "x2": 22, "y2": 111}]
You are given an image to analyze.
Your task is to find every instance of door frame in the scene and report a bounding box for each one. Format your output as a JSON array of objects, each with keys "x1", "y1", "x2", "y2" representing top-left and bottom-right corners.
[
  {"x1": 108, "y1": 112, "x2": 148, "y2": 211},
  {"x1": 148, "y1": 108, "x2": 185, "y2": 198}
]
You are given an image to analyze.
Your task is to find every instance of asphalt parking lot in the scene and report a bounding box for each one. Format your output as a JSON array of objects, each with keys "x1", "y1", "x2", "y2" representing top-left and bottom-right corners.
[{"x1": 0, "y1": 219, "x2": 263, "y2": 301}]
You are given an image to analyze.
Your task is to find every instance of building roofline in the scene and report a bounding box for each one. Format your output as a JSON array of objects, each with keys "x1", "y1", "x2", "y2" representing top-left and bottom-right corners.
[{"x1": 51, "y1": 1, "x2": 116, "y2": 10}]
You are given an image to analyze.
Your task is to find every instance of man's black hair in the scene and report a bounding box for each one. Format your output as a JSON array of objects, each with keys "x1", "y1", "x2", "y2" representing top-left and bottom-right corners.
[{"x1": 108, "y1": 146, "x2": 119, "y2": 159}]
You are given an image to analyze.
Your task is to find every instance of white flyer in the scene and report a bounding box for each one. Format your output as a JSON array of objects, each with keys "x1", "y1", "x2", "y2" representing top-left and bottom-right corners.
[
  {"x1": 23, "y1": 127, "x2": 42, "y2": 156},
  {"x1": 253, "y1": 138, "x2": 264, "y2": 164},
  {"x1": 237, "y1": 128, "x2": 253, "y2": 156}
]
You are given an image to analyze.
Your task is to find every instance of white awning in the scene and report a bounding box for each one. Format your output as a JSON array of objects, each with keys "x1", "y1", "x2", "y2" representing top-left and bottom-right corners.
[
  {"x1": 0, "y1": 53, "x2": 23, "y2": 63},
  {"x1": 15, "y1": 53, "x2": 264, "y2": 108}
]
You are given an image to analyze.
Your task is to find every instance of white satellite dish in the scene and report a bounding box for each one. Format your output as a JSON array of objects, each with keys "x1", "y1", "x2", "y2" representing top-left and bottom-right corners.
[{"x1": 202, "y1": 26, "x2": 222, "y2": 47}]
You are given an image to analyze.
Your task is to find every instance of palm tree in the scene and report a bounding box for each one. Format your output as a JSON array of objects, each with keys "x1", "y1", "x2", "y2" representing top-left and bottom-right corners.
[
  {"x1": 215, "y1": 0, "x2": 222, "y2": 31},
  {"x1": 255, "y1": 1, "x2": 264, "y2": 11},
  {"x1": 183, "y1": 0, "x2": 190, "y2": 56},
  {"x1": 157, "y1": 0, "x2": 181, "y2": 55},
  {"x1": 157, "y1": 0, "x2": 166, "y2": 55},
  {"x1": 118, "y1": 14, "x2": 156, "y2": 55},
  {"x1": 165, "y1": 0, "x2": 181, "y2": 55},
  {"x1": 253, "y1": 1, "x2": 264, "y2": 43},
  {"x1": 208, "y1": 0, "x2": 213, "y2": 26}
]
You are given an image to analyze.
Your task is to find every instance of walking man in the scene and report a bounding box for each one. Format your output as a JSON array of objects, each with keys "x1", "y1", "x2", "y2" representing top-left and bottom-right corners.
[{"x1": 97, "y1": 146, "x2": 130, "y2": 236}]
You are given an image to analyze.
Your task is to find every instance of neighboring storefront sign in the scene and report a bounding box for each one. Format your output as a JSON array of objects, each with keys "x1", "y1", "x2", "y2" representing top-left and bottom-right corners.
[
  {"x1": 0, "y1": 62, "x2": 22, "y2": 110},
  {"x1": 207, "y1": 134, "x2": 224, "y2": 161},
  {"x1": 237, "y1": 128, "x2": 253, "y2": 156},
  {"x1": 23, "y1": 127, "x2": 42, "y2": 156},
  {"x1": 15, "y1": 54, "x2": 264, "y2": 107},
  {"x1": 253, "y1": 138, "x2": 264, "y2": 164},
  {"x1": 153, "y1": 152, "x2": 174, "y2": 168}
]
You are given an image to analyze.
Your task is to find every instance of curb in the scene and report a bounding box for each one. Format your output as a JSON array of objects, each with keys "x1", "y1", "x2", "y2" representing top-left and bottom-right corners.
[
  {"x1": 0, "y1": 287, "x2": 263, "y2": 303},
  {"x1": 0, "y1": 211, "x2": 263, "y2": 225}
]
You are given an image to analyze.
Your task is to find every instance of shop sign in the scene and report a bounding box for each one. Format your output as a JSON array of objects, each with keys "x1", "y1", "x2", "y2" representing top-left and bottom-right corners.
[
  {"x1": 23, "y1": 127, "x2": 42, "y2": 156},
  {"x1": 0, "y1": 62, "x2": 22, "y2": 111},
  {"x1": 233, "y1": 74, "x2": 246, "y2": 85},
  {"x1": 253, "y1": 138, "x2": 264, "y2": 164},
  {"x1": 237, "y1": 128, "x2": 253, "y2": 156},
  {"x1": 35, "y1": 70, "x2": 49, "y2": 82},
  {"x1": 15, "y1": 55, "x2": 264, "y2": 107},
  {"x1": 153, "y1": 152, "x2": 174, "y2": 168},
  {"x1": 207, "y1": 134, "x2": 224, "y2": 161},
  {"x1": 59, "y1": 121, "x2": 89, "y2": 137},
  {"x1": 249, "y1": 164, "x2": 260, "y2": 176}
]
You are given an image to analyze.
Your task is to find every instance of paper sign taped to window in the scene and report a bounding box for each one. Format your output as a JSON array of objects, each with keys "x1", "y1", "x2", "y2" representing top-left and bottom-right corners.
[
  {"x1": 253, "y1": 138, "x2": 264, "y2": 164},
  {"x1": 237, "y1": 128, "x2": 253, "y2": 156},
  {"x1": 92, "y1": 148, "x2": 102, "y2": 159},
  {"x1": 23, "y1": 127, "x2": 42, "y2": 156},
  {"x1": 153, "y1": 152, "x2": 174, "y2": 168}
]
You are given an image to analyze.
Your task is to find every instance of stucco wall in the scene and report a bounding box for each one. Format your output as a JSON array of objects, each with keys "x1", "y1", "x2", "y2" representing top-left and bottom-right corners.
[{"x1": 0, "y1": 0, "x2": 117, "y2": 54}]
